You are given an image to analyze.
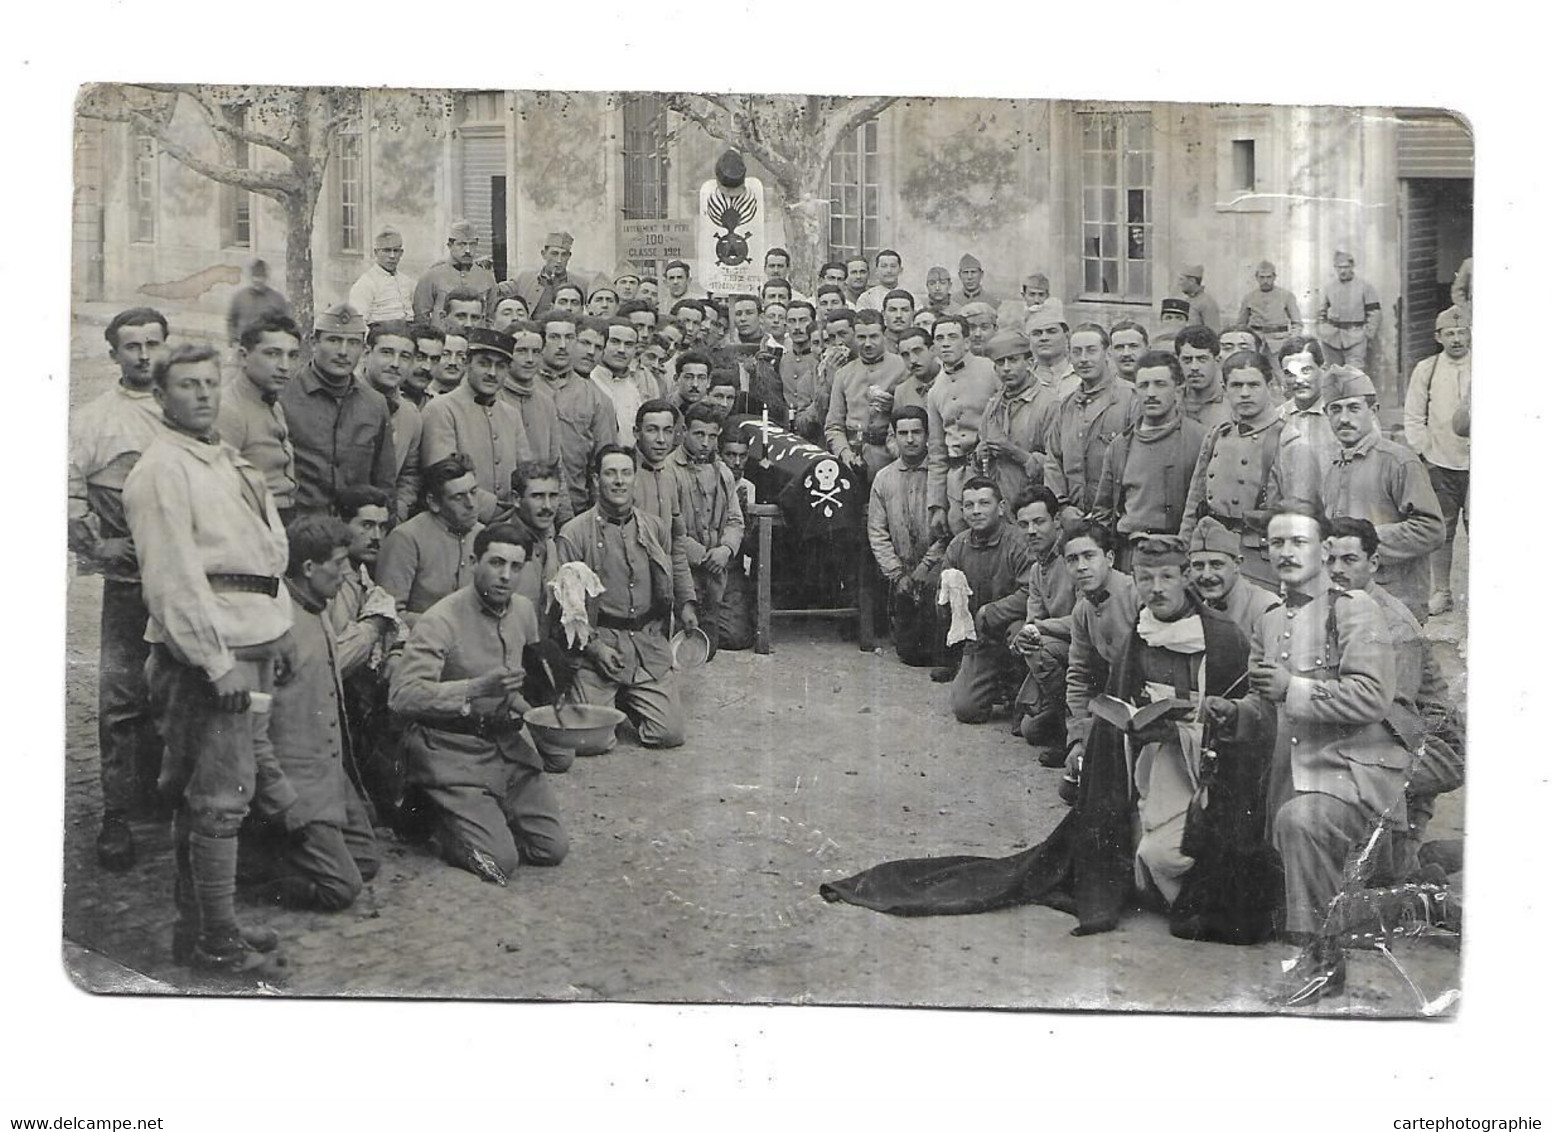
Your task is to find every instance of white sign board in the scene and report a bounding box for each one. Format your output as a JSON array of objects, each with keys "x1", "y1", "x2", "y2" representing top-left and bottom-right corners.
[{"x1": 696, "y1": 176, "x2": 767, "y2": 295}]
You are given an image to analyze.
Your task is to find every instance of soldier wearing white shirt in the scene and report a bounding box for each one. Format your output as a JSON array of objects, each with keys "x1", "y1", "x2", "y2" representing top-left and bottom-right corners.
[
  {"x1": 1402, "y1": 305, "x2": 1471, "y2": 615},
  {"x1": 348, "y1": 227, "x2": 416, "y2": 325}
]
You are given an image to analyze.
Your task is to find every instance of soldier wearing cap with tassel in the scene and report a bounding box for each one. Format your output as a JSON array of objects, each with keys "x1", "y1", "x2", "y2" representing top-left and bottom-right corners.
[{"x1": 1186, "y1": 516, "x2": 1281, "y2": 640}]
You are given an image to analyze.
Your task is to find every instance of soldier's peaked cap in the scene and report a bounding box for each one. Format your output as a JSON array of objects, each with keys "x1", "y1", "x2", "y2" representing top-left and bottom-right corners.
[{"x1": 466, "y1": 327, "x2": 515, "y2": 358}]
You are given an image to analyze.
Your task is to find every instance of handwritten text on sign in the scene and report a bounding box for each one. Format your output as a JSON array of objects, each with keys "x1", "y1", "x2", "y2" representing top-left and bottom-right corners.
[{"x1": 621, "y1": 219, "x2": 696, "y2": 266}]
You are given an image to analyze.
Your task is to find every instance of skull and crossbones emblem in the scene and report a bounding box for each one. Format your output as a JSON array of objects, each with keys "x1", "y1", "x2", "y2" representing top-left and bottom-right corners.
[{"x1": 809, "y1": 458, "x2": 851, "y2": 516}]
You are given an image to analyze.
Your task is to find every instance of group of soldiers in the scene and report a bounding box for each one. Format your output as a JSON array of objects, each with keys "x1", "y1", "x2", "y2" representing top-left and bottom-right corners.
[
  {"x1": 71, "y1": 217, "x2": 1468, "y2": 998},
  {"x1": 844, "y1": 250, "x2": 1467, "y2": 1002}
]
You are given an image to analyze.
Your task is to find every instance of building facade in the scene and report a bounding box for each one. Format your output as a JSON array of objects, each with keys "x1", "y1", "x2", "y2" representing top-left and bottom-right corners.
[{"x1": 74, "y1": 91, "x2": 1470, "y2": 403}]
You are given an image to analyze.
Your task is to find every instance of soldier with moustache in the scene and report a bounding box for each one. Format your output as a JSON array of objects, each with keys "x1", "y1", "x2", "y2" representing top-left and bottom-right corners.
[{"x1": 1180, "y1": 350, "x2": 1287, "y2": 592}]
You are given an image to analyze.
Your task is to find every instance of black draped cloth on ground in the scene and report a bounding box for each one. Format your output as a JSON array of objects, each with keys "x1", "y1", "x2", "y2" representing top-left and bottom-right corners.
[{"x1": 820, "y1": 601, "x2": 1279, "y2": 943}]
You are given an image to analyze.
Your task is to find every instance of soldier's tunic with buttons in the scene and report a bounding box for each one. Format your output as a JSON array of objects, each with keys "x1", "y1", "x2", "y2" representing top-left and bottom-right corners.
[
  {"x1": 1315, "y1": 276, "x2": 1382, "y2": 364},
  {"x1": 1202, "y1": 577, "x2": 1281, "y2": 642},
  {"x1": 926, "y1": 356, "x2": 998, "y2": 511},
  {"x1": 1236, "y1": 581, "x2": 1415, "y2": 936},
  {"x1": 1236, "y1": 286, "x2": 1302, "y2": 351},
  {"x1": 376, "y1": 511, "x2": 483, "y2": 623},
  {"x1": 1180, "y1": 411, "x2": 1285, "y2": 590},
  {"x1": 979, "y1": 376, "x2": 1063, "y2": 504},
  {"x1": 1319, "y1": 431, "x2": 1445, "y2": 621},
  {"x1": 1042, "y1": 373, "x2": 1137, "y2": 515},
  {"x1": 1269, "y1": 398, "x2": 1337, "y2": 507}
]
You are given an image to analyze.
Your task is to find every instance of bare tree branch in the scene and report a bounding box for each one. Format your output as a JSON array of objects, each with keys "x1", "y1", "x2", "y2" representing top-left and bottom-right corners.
[
  {"x1": 125, "y1": 105, "x2": 302, "y2": 200},
  {"x1": 132, "y1": 83, "x2": 307, "y2": 164},
  {"x1": 816, "y1": 95, "x2": 898, "y2": 172}
]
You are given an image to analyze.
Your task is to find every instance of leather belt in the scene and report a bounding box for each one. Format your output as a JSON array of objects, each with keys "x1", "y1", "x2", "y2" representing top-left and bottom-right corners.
[
  {"x1": 598, "y1": 608, "x2": 667, "y2": 632},
  {"x1": 207, "y1": 573, "x2": 280, "y2": 597},
  {"x1": 430, "y1": 715, "x2": 521, "y2": 738},
  {"x1": 1329, "y1": 319, "x2": 1366, "y2": 329}
]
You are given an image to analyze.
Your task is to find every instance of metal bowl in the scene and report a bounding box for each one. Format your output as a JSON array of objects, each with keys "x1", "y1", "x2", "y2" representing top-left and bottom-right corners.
[{"x1": 523, "y1": 703, "x2": 626, "y2": 756}]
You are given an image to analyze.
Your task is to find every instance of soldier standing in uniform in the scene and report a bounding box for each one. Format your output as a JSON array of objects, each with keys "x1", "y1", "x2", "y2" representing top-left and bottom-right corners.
[
  {"x1": 125, "y1": 343, "x2": 297, "y2": 976},
  {"x1": 539, "y1": 311, "x2": 618, "y2": 515},
  {"x1": 954, "y1": 253, "x2": 999, "y2": 308},
  {"x1": 1180, "y1": 350, "x2": 1286, "y2": 592},
  {"x1": 412, "y1": 219, "x2": 498, "y2": 323},
  {"x1": 1402, "y1": 306, "x2": 1471, "y2": 615},
  {"x1": 1315, "y1": 250, "x2": 1382, "y2": 371},
  {"x1": 421, "y1": 327, "x2": 534, "y2": 523},
  {"x1": 220, "y1": 314, "x2": 301, "y2": 525},
  {"x1": 1094, "y1": 350, "x2": 1206, "y2": 568},
  {"x1": 501, "y1": 320, "x2": 573, "y2": 522},
  {"x1": 925, "y1": 314, "x2": 998, "y2": 540},
  {"x1": 1319, "y1": 367, "x2": 1445, "y2": 622},
  {"x1": 1154, "y1": 297, "x2": 1190, "y2": 350},
  {"x1": 280, "y1": 303, "x2": 398, "y2": 520},
  {"x1": 1042, "y1": 324, "x2": 1136, "y2": 523},
  {"x1": 1270, "y1": 336, "x2": 1338, "y2": 506},
  {"x1": 1236, "y1": 260, "x2": 1302, "y2": 358},
  {"x1": 69, "y1": 307, "x2": 170, "y2": 870},
  {"x1": 979, "y1": 330, "x2": 1061, "y2": 508},
  {"x1": 923, "y1": 266, "x2": 959, "y2": 318},
  {"x1": 349, "y1": 227, "x2": 416, "y2": 327},
  {"x1": 1176, "y1": 264, "x2": 1221, "y2": 331},
  {"x1": 359, "y1": 320, "x2": 424, "y2": 522},
  {"x1": 1175, "y1": 326, "x2": 1231, "y2": 432}
]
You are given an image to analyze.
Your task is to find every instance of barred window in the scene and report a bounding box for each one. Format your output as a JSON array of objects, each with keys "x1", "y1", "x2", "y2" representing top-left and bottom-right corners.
[{"x1": 622, "y1": 94, "x2": 669, "y2": 221}]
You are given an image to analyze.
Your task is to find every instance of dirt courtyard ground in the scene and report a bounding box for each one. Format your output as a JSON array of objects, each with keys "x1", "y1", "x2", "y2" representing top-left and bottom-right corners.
[
  {"x1": 59, "y1": 311, "x2": 1465, "y2": 1016},
  {"x1": 61, "y1": 584, "x2": 1465, "y2": 1017}
]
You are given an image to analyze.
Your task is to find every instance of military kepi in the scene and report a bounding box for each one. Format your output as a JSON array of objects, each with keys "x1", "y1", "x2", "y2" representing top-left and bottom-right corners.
[
  {"x1": 1160, "y1": 297, "x2": 1190, "y2": 317},
  {"x1": 1188, "y1": 516, "x2": 1240, "y2": 556},
  {"x1": 1321, "y1": 365, "x2": 1377, "y2": 403},
  {"x1": 314, "y1": 302, "x2": 366, "y2": 335},
  {"x1": 466, "y1": 327, "x2": 515, "y2": 359}
]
